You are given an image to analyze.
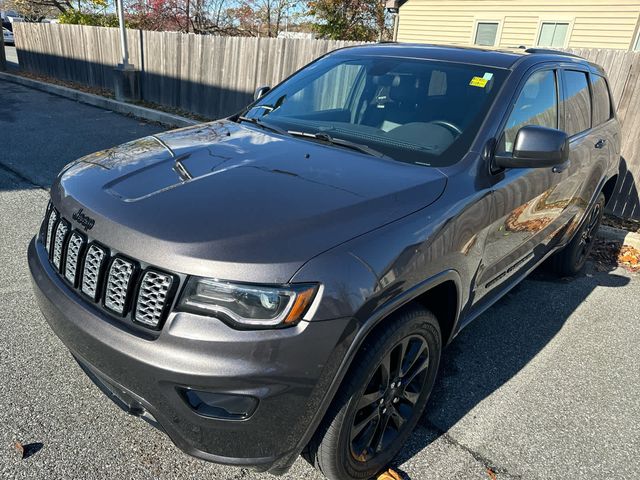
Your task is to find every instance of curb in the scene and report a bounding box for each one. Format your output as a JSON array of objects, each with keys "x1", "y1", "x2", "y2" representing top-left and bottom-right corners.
[
  {"x1": 597, "y1": 225, "x2": 640, "y2": 250},
  {"x1": 0, "y1": 71, "x2": 199, "y2": 128}
]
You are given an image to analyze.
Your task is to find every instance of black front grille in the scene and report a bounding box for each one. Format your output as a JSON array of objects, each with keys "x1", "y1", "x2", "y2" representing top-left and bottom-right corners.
[
  {"x1": 41, "y1": 203, "x2": 177, "y2": 330},
  {"x1": 135, "y1": 271, "x2": 175, "y2": 327},
  {"x1": 45, "y1": 207, "x2": 58, "y2": 255},
  {"x1": 104, "y1": 257, "x2": 136, "y2": 315},
  {"x1": 81, "y1": 243, "x2": 108, "y2": 301},
  {"x1": 64, "y1": 232, "x2": 86, "y2": 286},
  {"x1": 52, "y1": 219, "x2": 69, "y2": 270}
]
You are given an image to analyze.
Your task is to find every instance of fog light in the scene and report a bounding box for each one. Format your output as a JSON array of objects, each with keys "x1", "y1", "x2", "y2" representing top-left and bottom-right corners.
[{"x1": 179, "y1": 389, "x2": 258, "y2": 420}]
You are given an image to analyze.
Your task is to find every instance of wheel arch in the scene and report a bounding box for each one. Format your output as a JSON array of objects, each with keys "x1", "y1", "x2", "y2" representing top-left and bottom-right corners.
[
  {"x1": 366, "y1": 269, "x2": 462, "y2": 346},
  {"x1": 601, "y1": 173, "x2": 619, "y2": 208},
  {"x1": 293, "y1": 270, "x2": 463, "y2": 466}
]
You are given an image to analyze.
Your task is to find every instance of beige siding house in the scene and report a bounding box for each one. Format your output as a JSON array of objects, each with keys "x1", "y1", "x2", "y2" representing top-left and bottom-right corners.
[{"x1": 392, "y1": 0, "x2": 640, "y2": 50}]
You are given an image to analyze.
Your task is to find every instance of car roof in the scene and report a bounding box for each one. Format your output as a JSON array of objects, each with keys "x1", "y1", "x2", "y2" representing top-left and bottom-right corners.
[{"x1": 331, "y1": 43, "x2": 597, "y2": 71}]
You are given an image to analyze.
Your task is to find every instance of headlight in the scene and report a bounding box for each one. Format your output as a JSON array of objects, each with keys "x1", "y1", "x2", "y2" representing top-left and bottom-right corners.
[{"x1": 178, "y1": 277, "x2": 319, "y2": 327}]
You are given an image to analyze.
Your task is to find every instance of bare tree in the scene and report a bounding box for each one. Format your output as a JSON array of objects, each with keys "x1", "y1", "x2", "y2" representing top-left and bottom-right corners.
[{"x1": 239, "y1": 0, "x2": 293, "y2": 37}]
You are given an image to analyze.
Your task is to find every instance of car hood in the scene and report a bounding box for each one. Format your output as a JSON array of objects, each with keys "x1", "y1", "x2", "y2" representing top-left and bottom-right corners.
[{"x1": 52, "y1": 120, "x2": 447, "y2": 283}]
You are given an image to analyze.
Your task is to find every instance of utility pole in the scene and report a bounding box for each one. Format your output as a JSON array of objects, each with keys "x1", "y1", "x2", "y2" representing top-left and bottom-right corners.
[
  {"x1": 116, "y1": 0, "x2": 130, "y2": 68},
  {"x1": 0, "y1": 29, "x2": 6, "y2": 72},
  {"x1": 113, "y1": 0, "x2": 140, "y2": 101},
  {"x1": 384, "y1": 1, "x2": 401, "y2": 42}
]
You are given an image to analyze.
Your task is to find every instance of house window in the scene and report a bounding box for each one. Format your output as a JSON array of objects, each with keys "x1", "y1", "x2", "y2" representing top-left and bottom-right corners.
[
  {"x1": 474, "y1": 22, "x2": 500, "y2": 46},
  {"x1": 538, "y1": 22, "x2": 570, "y2": 47}
]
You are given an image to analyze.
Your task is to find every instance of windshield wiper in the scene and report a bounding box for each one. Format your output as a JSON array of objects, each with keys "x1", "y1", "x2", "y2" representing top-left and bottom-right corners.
[
  {"x1": 287, "y1": 130, "x2": 390, "y2": 159},
  {"x1": 237, "y1": 116, "x2": 289, "y2": 136}
]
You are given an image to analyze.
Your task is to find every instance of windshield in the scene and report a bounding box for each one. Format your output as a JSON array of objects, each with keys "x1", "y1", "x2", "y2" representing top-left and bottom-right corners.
[{"x1": 240, "y1": 54, "x2": 507, "y2": 166}]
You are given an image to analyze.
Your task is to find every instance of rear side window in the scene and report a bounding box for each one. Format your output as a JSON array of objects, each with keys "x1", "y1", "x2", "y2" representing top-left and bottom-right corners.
[
  {"x1": 502, "y1": 70, "x2": 558, "y2": 153},
  {"x1": 591, "y1": 74, "x2": 612, "y2": 126},
  {"x1": 564, "y1": 70, "x2": 591, "y2": 136}
]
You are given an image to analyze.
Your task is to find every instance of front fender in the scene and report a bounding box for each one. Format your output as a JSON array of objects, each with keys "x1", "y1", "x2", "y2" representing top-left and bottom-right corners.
[{"x1": 286, "y1": 257, "x2": 462, "y2": 472}]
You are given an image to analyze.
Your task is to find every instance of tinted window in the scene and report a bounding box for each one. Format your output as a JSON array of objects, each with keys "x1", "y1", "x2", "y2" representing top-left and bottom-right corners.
[
  {"x1": 591, "y1": 74, "x2": 612, "y2": 126},
  {"x1": 428, "y1": 70, "x2": 447, "y2": 96},
  {"x1": 564, "y1": 70, "x2": 591, "y2": 136},
  {"x1": 502, "y1": 70, "x2": 557, "y2": 153},
  {"x1": 243, "y1": 56, "x2": 507, "y2": 167},
  {"x1": 475, "y1": 22, "x2": 499, "y2": 46},
  {"x1": 285, "y1": 63, "x2": 364, "y2": 114}
]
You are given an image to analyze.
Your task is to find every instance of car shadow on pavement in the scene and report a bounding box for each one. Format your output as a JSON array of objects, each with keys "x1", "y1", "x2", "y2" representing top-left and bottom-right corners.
[{"x1": 393, "y1": 257, "x2": 630, "y2": 475}]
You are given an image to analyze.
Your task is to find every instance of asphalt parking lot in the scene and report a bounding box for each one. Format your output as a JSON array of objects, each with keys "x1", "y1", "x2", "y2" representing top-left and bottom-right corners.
[{"x1": 1, "y1": 79, "x2": 639, "y2": 480}]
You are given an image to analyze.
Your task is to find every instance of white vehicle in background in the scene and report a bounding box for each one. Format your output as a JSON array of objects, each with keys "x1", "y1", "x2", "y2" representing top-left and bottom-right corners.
[{"x1": 2, "y1": 27, "x2": 13, "y2": 45}]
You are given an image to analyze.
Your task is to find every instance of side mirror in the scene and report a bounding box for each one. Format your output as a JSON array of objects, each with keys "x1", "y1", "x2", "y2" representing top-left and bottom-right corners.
[
  {"x1": 254, "y1": 86, "x2": 271, "y2": 101},
  {"x1": 494, "y1": 125, "x2": 569, "y2": 169}
]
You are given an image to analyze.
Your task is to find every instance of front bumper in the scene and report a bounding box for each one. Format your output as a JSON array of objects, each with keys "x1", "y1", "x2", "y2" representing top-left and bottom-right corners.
[{"x1": 28, "y1": 237, "x2": 355, "y2": 473}]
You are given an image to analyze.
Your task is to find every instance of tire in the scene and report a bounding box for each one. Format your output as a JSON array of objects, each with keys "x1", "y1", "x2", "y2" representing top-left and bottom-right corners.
[
  {"x1": 550, "y1": 192, "x2": 605, "y2": 276},
  {"x1": 304, "y1": 307, "x2": 441, "y2": 480}
]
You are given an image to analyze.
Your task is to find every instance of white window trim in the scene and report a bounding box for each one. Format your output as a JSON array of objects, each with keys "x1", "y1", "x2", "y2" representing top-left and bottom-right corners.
[
  {"x1": 471, "y1": 19, "x2": 504, "y2": 47},
  {"x1": 632, "y1": 26, "x2": 640, "y2": 51},
  {"x1": 534, "y1": 18, "x2": 575, "y2": 49}
]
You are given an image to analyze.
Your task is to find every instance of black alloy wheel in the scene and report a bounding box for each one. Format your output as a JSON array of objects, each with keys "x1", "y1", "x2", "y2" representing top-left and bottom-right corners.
[
  {"x1": 350, "y1": 334, "x2": 430, "y2": 462},
  {"x1": 550, "y1": 192, "x2": 605, "y2": 276},
  {"x1": 576, "y1": 200, "x2": 602, "y2": 264},
  {"x1": 305, "y1": 307, "x2": 441, "y2": 480}
]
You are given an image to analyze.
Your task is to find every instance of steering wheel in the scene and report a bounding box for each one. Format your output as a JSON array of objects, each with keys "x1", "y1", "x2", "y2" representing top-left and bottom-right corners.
[{"x1": 430, "y1": 120, "x2": 463, "y2": 136}]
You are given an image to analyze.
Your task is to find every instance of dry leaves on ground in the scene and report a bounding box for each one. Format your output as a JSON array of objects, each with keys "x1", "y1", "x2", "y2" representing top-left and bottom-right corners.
[
  {"x1": 617, "y1": 245, "x2": 640, "y2": 272},
  {"x1": 14, "y1": 441, "x2": 24, "y2": 459},
  {"x1": 590, "y1": 239, "x2": 640, "y2": 273},
  {"x1": 12, "y1": 71, "x2": 209, "y2": 123},
  {"x1": 377, "y1": 468, "x2": 403, "y2": 480},
  {"x1": 13, "y1": 441, "x2": 43, "y2": 460},
  {"x1": 602, "y1": 215, "x2": 640, "y2": 234}
]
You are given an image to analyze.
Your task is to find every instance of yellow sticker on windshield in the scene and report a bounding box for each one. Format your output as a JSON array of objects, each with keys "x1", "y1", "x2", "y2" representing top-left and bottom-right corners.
[{"x1": 469, "y1": 76, "x2": 489, "y2": 88}]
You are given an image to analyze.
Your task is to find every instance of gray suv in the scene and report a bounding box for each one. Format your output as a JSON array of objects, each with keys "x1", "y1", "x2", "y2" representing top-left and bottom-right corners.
[{"x1": 29, "y1": 44, "x2": 620, "y2": 480}]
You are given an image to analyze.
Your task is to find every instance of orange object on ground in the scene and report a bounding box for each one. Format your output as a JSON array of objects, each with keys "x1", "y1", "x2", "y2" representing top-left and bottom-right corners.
[{"x1": 377, "y1": 468, "x2": 403, "y2": 480}]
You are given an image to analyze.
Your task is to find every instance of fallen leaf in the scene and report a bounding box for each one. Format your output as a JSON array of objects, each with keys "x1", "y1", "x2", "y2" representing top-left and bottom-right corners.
[
  {"x1": 14, "y1": 441, "x2": 24, "y2": 459},
  {"x1": 13, "y1": 441, "x2": 44, "y2": 460},
  {"x1": 377, "y1": 468, "x2": 403, "y2": 480},
  {"x1": 486, "y1": 467, "x2": 497, "y2": 480},
  {"x1": 589, "y1": 240, "x2": 640, "y2": 273}
]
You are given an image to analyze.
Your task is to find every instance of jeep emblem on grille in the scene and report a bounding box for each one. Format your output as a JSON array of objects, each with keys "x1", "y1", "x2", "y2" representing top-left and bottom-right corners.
[{"x1": 72, "y1": 208, "x2": 96, "y2": 231}]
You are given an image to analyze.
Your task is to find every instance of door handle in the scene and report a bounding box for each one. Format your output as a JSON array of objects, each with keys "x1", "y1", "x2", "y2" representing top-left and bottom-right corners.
[{"x1": 595, "y1": 139, "x2": 607, "y2": 149}]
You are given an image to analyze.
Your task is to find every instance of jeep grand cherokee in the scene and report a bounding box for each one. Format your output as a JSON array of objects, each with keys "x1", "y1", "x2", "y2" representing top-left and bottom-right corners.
[{"x1": 28, "y1": 44, "x2": 620, "y2": 480}]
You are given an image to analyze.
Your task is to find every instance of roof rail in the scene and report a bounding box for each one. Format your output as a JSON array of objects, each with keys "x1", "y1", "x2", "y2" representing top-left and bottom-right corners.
[{"x1": 524, "y1": 48, "x2": 583, "y2": 59}]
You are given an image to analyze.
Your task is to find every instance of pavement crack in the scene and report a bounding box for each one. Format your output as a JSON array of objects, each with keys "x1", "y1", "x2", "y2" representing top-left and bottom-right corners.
[{"x1": 424, "y1": 420, "x2": 523, "y2": 479}]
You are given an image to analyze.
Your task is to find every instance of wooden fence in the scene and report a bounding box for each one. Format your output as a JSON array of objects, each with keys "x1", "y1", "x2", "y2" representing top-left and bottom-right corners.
[
  {"x1": 12, "y1": 23, "x2": 363, "y2": 118},
  {"x1": 10, "y1": 23, "x2": 640, "y2": 219},
  {"x1": 566, "y1": 48, "x2": 640, "y2": 220}
]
